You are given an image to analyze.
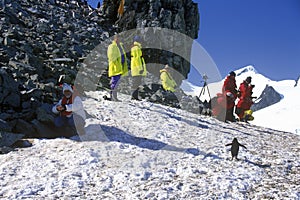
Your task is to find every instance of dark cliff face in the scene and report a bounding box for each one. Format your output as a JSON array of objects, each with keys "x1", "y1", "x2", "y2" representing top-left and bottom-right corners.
[
  {"x1": 101, "y1": 0, "x2": 200, "y2": 79},
  {"x1": 103, "y1": 0, "x2": 199, "y2": 38},
  {"x1": 0, "y1": 0, "x2": 199, "y2": 137},
  {"x1": 251, "y1": 85, "x2": 282, "y2": 112}
]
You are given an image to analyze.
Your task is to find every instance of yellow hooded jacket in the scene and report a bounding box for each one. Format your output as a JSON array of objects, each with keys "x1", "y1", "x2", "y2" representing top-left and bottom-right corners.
[
  {"x1": 107, "y1": 40, "x2": 128, "y2": 77},
  {"x1": 160, "y1": 69, "x2": 177, "y2": 92},
  {"x1": 130, "y1": 41, "x2": 146, "y2": 77}
]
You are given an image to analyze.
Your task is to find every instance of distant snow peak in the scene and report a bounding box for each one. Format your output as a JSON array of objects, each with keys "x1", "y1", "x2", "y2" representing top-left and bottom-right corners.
[{"x1": 236, "y1": 65, "x2": 258, "y2": 76}]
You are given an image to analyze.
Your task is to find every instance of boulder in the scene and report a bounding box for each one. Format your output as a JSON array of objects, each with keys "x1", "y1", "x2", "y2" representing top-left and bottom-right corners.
[
  {"x1": 12, "y1": 119, "x2": 37, "y2": 138},
  {"x1": 0, "y1": 131, "x2": 24, "y2": 147},
  {"x1": 31, "y1": 119, "x2": 76, "y2": 139},
  {"x1": 0, "y1": 119, "x2": 12, "y2": 132}
]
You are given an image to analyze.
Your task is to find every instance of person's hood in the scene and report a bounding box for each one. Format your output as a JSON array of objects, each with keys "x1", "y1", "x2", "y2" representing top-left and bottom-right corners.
[
  {"x1": 133, "y1": 41, "x2": 142, "y2": 47},
  {"x1": 160, "y1": 69, "x2": 168, "y2": 73},
  {"x1": 62, "y1": 83, "x2": 73, "y2": 93}
]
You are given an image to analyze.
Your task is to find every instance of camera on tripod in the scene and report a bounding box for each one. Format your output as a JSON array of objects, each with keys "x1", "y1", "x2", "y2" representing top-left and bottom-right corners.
[
  {"x1": 198, "y1": 74, "x2": 212, "y2": 115},
  {"x1": 199, "y1": 74, "x2": 211, "y2": 100},
  {"x1": 202, "y1": 74, "x2": 208, "y2": 82}
]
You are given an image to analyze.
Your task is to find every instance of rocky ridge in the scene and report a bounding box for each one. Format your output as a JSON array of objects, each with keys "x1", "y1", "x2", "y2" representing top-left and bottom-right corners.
[
  {"x1": 0, "y1": 0, "x2": 114, "y2": 140},
  {"x1": 0, "y1": 0, "x2": 199, "y2": 141}
]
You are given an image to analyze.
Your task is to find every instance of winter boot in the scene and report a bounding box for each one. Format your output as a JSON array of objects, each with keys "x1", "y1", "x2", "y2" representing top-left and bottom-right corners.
[
  {"x1": 131, "y1": 89, "x2": 140, "y2": 100},
  {"x1": 111, "y1": 90, "x2": 120, "y2": 102}
]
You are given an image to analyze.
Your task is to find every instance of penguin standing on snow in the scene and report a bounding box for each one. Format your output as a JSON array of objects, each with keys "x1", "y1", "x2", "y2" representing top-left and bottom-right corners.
[{"x1": 225, "y1": 138, "x2": 247, "y2": 160}]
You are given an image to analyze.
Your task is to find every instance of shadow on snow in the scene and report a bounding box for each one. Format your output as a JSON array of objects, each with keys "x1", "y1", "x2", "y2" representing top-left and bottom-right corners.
[{"x1": 84, "y1": 124, "x2": 208, "y2": 157}]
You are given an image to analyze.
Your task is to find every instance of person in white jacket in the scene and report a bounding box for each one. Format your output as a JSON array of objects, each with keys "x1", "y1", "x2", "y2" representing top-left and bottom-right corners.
[{"x1": 52, "y1": 83, "x2": 86, "y2": 135}]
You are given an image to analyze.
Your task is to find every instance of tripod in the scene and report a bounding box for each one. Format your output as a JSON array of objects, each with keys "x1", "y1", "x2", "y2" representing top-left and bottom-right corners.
[
  {"x1": 198, "y1": 74, "x2": 212, "y2": 115},
  {"x1": 199, "y1": 74, "x2": 211, "y2": 100}
]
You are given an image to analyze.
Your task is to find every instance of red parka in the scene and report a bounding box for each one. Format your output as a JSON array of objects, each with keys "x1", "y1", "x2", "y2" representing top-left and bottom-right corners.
[
  {"x1": 236, "y1": 81, "x2": 254, "y2": 110},
  {"x1": 222, "y1": 74, "x2": 237, "y2": 98},
  {"x1": 212, "y1": 74, "x2": 237, "y2": 120}
]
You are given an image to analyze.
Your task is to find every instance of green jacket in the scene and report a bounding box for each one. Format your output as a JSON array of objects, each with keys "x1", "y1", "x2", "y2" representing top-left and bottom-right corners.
[
  {"x1": 107, "y1": 41, "x2": 128, "y2": 77},
  {"x1": 160, "y1": 69, "x2": 177, "y2": 92},
  {"x1": 130, "y1": 42, "x2": 146, "y2": 77}
]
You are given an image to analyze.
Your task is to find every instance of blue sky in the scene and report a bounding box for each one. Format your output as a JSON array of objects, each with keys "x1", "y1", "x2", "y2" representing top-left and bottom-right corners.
[
  {"x1": 88, "y1": 0, "x2": 300, "y2": 82},
  {"x1": 196, "y1": 0, "x2": 300, "y2": 82}
]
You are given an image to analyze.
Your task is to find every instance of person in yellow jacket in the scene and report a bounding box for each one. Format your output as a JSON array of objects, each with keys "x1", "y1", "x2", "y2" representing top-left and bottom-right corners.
[
  {"x1": 160, "y1": 64, "x2": 177, "y2": 92},
  {"x1": 130, "y1": 35, "x2": 146, "y2": 100},
  {"x1": 107, "y1": 35, "x2": 128, "y2": 101}
]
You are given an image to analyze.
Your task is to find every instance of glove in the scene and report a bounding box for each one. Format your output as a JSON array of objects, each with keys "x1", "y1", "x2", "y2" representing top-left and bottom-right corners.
[
  {"x1": 139, "y1": 69, "x2": 144, "y2": 74},
  {"x1": 226, "y1": 92, "x2": 234, "y2": 98},
  {"x1": 251, "y1": 84, "x2": 255, "y2": 88},
  {"x1": 56, "y1": 104, "x2": 66, "y2": 111}
]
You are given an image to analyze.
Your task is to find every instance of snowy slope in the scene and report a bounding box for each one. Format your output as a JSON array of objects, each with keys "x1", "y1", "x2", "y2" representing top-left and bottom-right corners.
[
  {"x1": 181, "y1": 65, "x2": 300, "y2": 135},
  {"x1": 0, "y1": 91, "x2": 299, "y2": 199},
  {"x1": 252, "y1": 80, "x2": 300, "y2": 134}
]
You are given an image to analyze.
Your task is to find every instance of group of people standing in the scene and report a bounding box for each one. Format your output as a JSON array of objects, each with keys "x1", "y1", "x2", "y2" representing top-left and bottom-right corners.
[
  {"x1": 106, "y1": 33, "x2": 256, "y2": 124},
  {"x1": 212, "y1": 71, "x2": 255, "y2": 122},
  {"x1": 51, "y1": 34, "x2": 256, "y2": 138},
  {"x1": 107, "y1": 34, "x2": 146, "y2": 101},
  {"x1": 107, "y1": 34, "x2": 177, "y2": 101}
]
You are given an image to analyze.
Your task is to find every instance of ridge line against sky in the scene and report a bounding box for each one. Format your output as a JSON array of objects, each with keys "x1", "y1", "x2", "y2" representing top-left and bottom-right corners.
[{"x1": 87, "y1": 0, "x2": 300, "y2": 82}]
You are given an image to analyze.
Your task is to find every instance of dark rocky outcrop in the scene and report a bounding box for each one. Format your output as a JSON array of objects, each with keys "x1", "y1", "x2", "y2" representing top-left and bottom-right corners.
[
  {"x1": 251, "y1": 85, "x2": 282, "y2": 112},
  {"x1": 107, "y1": 0, "x2": 199, "y2": 80},
  {"x1": 0, "y1": 131, "x2": 24, "y2": 148},
  {"x1": 0, "y1": 0, "x2": 199, "y2": 140},
  {"x1": 0, "y1": 0, "x2": 114, "y2": 139}
]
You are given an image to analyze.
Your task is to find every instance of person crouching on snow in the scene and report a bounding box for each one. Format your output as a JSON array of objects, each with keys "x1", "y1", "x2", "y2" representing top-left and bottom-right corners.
[
  {"x1": 52, "y1": 83, "x2": 86, "y2": 135},
  {"x1": 160, "y1": 64, "x2": 177, "y2": 93},
  {"x1": 159, "y1": 64, "x2": 181, "y2": 107}
]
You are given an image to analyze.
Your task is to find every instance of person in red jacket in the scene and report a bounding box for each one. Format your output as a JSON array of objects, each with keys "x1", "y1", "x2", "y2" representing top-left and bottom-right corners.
[
  {"x1": 223, "y1": 71, "x2": 237, "y2": 95},
  {"x1": 212, "y1": 71, "x2": 237, "y2": 121},
  {"x1": 223, "y1": 71, "x2": 238, "y2": 121},
  {"x1": 235, "y1": 76, "x2": 255, "y2": 121}
]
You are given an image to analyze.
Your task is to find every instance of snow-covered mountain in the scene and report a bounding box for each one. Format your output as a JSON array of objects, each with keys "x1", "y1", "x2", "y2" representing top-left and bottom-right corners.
[
  {"x1": 181, "y1": 65, "x2": 300, "y2": 135},
  {"x1": 0, "y1": 91, "x2": 299, "y2": 199}
]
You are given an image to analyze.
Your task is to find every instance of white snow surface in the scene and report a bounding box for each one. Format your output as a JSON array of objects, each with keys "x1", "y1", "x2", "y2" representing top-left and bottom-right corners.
[
  {"x1": 0, "y1": 90, "x2": 299, "y2": 199},
  {"x1": 181, "y1": 65, "x2": 300, "y2": 135}
]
